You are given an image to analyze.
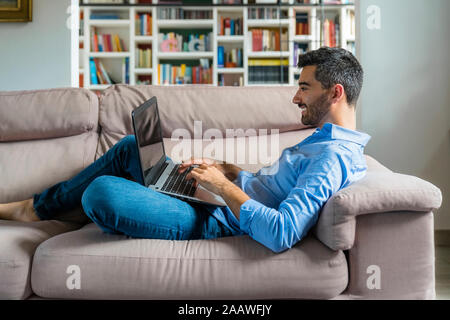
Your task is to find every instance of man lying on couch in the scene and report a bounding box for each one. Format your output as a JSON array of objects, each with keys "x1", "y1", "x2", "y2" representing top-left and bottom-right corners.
[{"x1": 0, "y1": 47, "x2": 370, "y2": 253}]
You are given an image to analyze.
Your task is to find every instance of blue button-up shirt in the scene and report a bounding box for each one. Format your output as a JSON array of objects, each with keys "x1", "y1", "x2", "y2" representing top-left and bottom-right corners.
[{"x1": 208, "y1": 123, "x2": 371, "y2": 253}]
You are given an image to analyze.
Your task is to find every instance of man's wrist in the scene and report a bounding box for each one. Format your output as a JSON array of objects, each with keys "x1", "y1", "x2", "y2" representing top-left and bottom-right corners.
[{"x1": 218, "y1": 179, "x2": 236, "y2": 197}]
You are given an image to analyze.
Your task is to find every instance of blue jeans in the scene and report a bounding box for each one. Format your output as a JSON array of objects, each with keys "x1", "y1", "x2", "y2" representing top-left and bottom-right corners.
[{"x1": 33, "y1": 135, "x2": 236, "y2": 240}]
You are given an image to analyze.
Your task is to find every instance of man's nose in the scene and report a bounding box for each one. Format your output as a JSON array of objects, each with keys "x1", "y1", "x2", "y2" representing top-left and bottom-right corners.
[{"x1": 292, "y1": 90, "x2": 302, "y2": 104}]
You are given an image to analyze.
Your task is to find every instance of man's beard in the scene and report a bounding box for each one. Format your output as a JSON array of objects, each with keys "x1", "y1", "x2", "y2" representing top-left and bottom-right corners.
[{"x1": 300, "y1": 92, "x2": 332, "y2": 126}]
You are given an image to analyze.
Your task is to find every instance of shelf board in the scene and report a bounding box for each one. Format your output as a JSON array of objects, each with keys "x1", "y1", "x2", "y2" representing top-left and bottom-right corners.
[
  {"x1": 216, "y1": 6, "x2": 244, "y2": 13},
  {"x1": 293, "y1": 35, "x2": 312, "y2": 42},
  {"x1": 89, "y1": 19, "x2": 130, "y2": 27},
  {"x1": 217, "y1": 35, "x2": 244, "y2": 42},
  {"x1": 247, "y1": 19, "x2": 290, "y2": 27},
  {"x1": 157, "y1": 19, "x2": 214, "y2": 29},
  {"x1": 134, "y1": 68, "x2": 153, "y2": 74},
  {"x1": 217, "y1": 68, "x2": 245, "y2": 74},
  {"x1": 89, "y1": 52, "x2": 130, "y2": 58},
  {"x1": 134, "y1": 35, "x2": 153, "y2": 43},
  {"x1": 158, "y1": 51, "x2": 214, "y2": 59},
  {"x1": 247, "y1": 51, "x2": 290, "y2": 58}
]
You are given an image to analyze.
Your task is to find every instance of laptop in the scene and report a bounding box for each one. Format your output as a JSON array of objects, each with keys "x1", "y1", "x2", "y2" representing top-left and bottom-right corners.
[{"x1": 131, "y1": 96, "x2": 227, "y2": 207}]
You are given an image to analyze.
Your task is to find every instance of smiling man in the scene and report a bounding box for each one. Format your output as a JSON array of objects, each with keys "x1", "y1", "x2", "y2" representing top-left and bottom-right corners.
[
  {"x1": 0, "y1": 47, "x2": 370, "y2": 254},
  {"x1": 181, "y1": 47, "x2": 371, "y2": 252}
]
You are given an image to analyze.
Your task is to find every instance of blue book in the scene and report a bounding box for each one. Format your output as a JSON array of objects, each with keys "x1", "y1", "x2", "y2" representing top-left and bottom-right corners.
[
  {"x1": 218, "y1": 46, "x2": 224, "y2": 68},
  {"x1": 90, "y1": 14, "x2": 120, "y2": 20},
  {"x1": 237, "y1": 48, "x2": 242, "y2": 67},
  {"x1": 125, "y1": 57, "x2": 129, "y2": 84},
  {"x1": 89, "y1": 58, "x2": 98, "y2": 85},
  {"x1": 230, "y1": 19, "x2": 235, "y2": 35}
]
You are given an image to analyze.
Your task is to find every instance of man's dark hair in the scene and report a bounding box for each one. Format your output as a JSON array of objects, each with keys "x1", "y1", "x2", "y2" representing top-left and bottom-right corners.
[{"x1": 297, "y1": 47, "x2": 364, "y2": 106}]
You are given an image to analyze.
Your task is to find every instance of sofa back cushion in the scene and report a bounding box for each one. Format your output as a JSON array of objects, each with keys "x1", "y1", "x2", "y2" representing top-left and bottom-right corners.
[
  {"x1": 0, "y1": 88, "x2": 98, "y2": 142},
  {"x1": 96, "y1": 85, "x2": 307, "y2": 157},
  {"x1": 0, "y1": 88, "x2": 99, "y2": 203}
]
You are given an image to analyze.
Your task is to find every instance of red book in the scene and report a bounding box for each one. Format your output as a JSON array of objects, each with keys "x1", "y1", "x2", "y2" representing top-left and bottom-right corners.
[
  {"x1": 220, "y1": 16, "x2": 224, "y2": 35},
  {"x1": 94, "y1": 59, "x2": 105, "y2": 84},
  {"x1": 257, "y1": 30, "x2": 263, "y2": 51},
  {"x1": 252, "y1": 30, "x2": 257, "y2": 52},
  {"x1": 93, "y1": 33, "x2": 99, "y2": 52},
  {"x1": 224, "y1": 18, "x2": 231, "y2": 35},
  {"x1": 330, "y1": 21, "x2": 336, "y2": 47}
]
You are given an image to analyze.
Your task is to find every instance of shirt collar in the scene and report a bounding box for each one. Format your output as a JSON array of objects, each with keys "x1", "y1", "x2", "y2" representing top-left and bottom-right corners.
[{"x1": 312, "y1": 122, "x2": 371, "y2": 146}]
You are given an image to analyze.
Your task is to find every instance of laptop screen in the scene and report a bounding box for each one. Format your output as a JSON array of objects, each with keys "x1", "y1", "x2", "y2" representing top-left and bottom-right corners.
[{"x1": 132, "y1": 98, "x2": 165, "y2": 185}]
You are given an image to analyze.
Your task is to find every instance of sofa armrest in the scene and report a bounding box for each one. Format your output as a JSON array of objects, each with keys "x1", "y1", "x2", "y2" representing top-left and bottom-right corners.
[{"x1": 313, "y1": 171, "x2": 443, "y2": 251}]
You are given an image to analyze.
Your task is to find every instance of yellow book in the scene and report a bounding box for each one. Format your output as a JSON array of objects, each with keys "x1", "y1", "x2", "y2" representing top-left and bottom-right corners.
[
  {"x1": 114, "y1": 35, "x2": 122, "y2": 52},
  {"x1": 158, "y1": 64, "x2": 161, "y2": 84},
  {"x1": 181, "y1": 64, "x2": 186, "y2": 77},
  {"x1": 147, "y1": 48, "x2": 152, "y2": 68},
  {"x1": 248, "y1": 59, "x2": 289, "y2": 66}
]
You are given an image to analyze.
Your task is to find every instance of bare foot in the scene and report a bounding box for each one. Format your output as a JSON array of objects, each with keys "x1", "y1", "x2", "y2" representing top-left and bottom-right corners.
[{"x1": 0, "y1": 198, "x2": 40, "y2": 222}]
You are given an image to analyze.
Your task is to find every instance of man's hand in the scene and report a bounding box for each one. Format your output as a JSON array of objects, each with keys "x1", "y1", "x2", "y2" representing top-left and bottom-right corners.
[
  {"x1": 180, "y1": 157, "x2": 250, "y2": 220},
  {"x1": 179, "y1": 157, "x2": 242, "y2": 182},
  {"x1": 185, "y1": 164, "x2": 230, "y2": 196}
]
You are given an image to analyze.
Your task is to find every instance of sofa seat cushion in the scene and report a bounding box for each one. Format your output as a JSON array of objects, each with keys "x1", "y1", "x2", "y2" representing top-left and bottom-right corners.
[
  {"x1": 31, "y1": 223, "x2": 348, "y2": 299},
  {"x1": 0, "y1": 219, "x2": 82, "y2": 300}
]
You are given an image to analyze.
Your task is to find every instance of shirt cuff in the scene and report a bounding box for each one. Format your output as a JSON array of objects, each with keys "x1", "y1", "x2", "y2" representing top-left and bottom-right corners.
[{"x1": 239, "y1": 198, "x2": 262, "y2": 234}]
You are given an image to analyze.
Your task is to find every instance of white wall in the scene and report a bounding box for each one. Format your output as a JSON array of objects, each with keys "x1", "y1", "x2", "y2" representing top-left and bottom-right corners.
[
  {"x1": 357, "y1": 0, "x2": 450, "y2": 229},
  {"x1": 0, "y1": 0, "x2": 72, "y2": 91}
]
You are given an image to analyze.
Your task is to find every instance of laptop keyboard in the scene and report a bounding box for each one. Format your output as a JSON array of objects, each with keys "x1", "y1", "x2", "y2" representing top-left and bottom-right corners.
[{"x1": 161, "y1": 164, "x2": 196, "y2": 197}]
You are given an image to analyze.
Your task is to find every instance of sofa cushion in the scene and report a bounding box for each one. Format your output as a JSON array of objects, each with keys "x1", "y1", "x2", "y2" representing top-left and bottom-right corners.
[
  {"x1": 313, "y1": 166, "x2": 443, "y2": 251},
  {"x1": 31, "y1": 223, "x2": 348, "y2": 299},
  {"x1": 0, "y1": 132, "x2": 99, "y2": 203},
  {"x1": 0, "y1": 88, "x2": 98, "y2": 142},
  {"x1": 96, "y1": 84, "x2": 309, "y2": 156},
  {"x1": 0, "y1": 219, "x2": 81, "y2": 299},
  {"x1": 97, "y1": 126, "x2": 316, "y2": 175}
]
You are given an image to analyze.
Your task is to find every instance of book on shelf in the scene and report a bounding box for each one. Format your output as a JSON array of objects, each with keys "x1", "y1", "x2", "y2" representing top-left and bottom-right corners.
[
  {"x1": 218, "y1": 74, "x2": 243, "y2": 87},
  {"x1": 90, "y1": 12, "x2": 121, "y2": 20},
  {"x1": 319, "y1": 17, "x2": 340, "y2": 48},
  {"x1": 293, "y1": 43, "x2": 308, "y2": 66},
  {"x1": 295, "y1": 12, "x2": 309, "y2": 35},
  {"x1": 122, "y1": 57, "x2": 130, "y2": 84},
  {"x1": 158, "y1": 59, "x2": 212, "y2": 85},
  {"x1": 136, "y1": 46, "x2": 152, "y2": 68},
  {"x1": 248, "y1": 29, "x2": 288, "y2": 52},
  {"x1": 79, "y1": 10, "x2": 84, "y2": 37},
  {"x1": 157, "y1": 7, "x2": 212, "y2": 20},
  {"x1": 219, "y1": 17, "x2": 243, "y2": 36},
  {"x1": 248, "y1": 7, "x2": 288, "y2": 20},
  {"x1": 84, "y1": 0, "x2": 125, "y2": 3},
  {"x1": 91, "y1": 28, "x2": 126, "y2": 52},
  {"x1": 216, "y1": 0, "x2": 242, "y2": 3},
  {"x1": 248, "y1": 59, "x2": 289, "y2": 84},
  {"x1": 89, "y1": 58, "x2": 114, "y2": 85},
  {"x1": 218, "y1": 46, "x2": 225, "y2": 68},
  {"x1": 218, "y1": 46, "x2": 242, "y2": 68},
  {"x1": 158, "y1": 32, "x2": 213, "y2": 52},
  {"x1": 135, "y1": 13, "x2": 152, "y2": 36}
]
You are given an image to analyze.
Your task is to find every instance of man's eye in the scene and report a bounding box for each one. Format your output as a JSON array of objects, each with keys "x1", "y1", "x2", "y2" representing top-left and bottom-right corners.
[{"x1": 300, "y1": 87, "x2": 307, "y2": 91}]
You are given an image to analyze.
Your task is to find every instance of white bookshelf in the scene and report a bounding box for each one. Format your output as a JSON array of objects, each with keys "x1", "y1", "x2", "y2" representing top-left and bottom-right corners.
[{"x1": 77, "y1": 0, "x2": 355, "y2": 89}]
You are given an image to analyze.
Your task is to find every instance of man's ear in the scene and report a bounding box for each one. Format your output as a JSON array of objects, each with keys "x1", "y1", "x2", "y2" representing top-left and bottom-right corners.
[{"x1": 331, "y1": 84, "x2": 345, "y2": 104}]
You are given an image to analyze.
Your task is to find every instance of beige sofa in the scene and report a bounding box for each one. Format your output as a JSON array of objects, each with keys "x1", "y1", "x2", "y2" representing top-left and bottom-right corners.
[{"x1": 0, "y1": 85, "x2": 442, "y2": 300}]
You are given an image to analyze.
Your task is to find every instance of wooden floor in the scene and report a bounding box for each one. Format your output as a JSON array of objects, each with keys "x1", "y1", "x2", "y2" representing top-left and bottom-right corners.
[{"x1": 435, "y1": 245, "x2": 450, "y2": 300}]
